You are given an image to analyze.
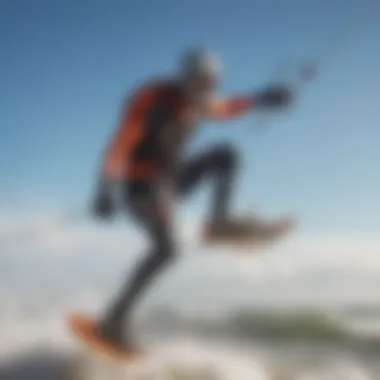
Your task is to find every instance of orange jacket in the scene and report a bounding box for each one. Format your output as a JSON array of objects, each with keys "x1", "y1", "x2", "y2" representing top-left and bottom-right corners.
[{"x1": 101, "y1": 78, "x2": 254, "y2": 180}]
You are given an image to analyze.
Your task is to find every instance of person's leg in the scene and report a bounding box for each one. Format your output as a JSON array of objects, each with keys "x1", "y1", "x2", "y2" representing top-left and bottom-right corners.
[
  {"x1": 177, "y1": 143, "x2": 238, "y2": 224},
  {"x1": 177, "y1": 143, "x2": 294, "y2": 243},
  {"x1": 99, "y1": 181, "x2": 176, "y2": 349},
  {"x1": 112, "y1": 143, "x2": 237, "y2": 329}
]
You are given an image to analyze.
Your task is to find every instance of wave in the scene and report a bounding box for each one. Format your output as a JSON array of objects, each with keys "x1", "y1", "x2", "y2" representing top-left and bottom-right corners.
[
  {"x1": 228, "y1": 311, "x2": 352, "y2": 341},
  {"x1": 147, "y1": 306, "x2": 380, "y2": 345},
  {"x1": 0, "y1": 299, "x2": 378, "y2": 379}
]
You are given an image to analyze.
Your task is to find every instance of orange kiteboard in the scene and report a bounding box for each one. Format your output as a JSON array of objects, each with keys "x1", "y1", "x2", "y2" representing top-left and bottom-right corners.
[{"x1": 66, "y1": 312, "x2": 143, "y2": 365}]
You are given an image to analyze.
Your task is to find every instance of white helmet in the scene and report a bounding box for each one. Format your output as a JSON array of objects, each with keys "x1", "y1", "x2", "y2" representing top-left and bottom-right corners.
[{"x1": 180, "y1": 47, "x2": 222, "y2": 78}]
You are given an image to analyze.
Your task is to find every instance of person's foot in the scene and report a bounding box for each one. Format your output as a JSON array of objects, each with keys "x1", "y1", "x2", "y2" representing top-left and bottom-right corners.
[
  {"x1": 96, "y1": 317, "x2": 141, "y2": 353},
  {"x1": 202, "y1": 215, "x2": 295, "y2": 246}
]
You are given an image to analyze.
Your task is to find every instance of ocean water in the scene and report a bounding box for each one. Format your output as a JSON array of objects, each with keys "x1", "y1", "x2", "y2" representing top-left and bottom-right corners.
[
  {"x1": 1, "y1": 227, "x2": 380, "y2": 379},
  {"x1": 0, "y1": 296, "x2": 379, "y2": 380}
]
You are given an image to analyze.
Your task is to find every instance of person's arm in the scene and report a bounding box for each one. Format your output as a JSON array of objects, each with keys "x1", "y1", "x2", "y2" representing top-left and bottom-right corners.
[
  {"x1": 93, "y1": 112, "x2": 133, "y2": 216},
  {"x1": 207, "y1": 86, "x2": 292, "y2": 121},
  {"x1": 206, "y1": 94, "x2": 254, "y2": 120},
  {"x1": 100, "y1": 93, "x2": 147, "y2": 182},
  {"x1": 101, "y1": 117, "x2": 132, "y2": 181}
]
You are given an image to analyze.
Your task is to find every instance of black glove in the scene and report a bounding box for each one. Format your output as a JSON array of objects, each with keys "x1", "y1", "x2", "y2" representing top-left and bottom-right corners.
[
  {"x1": 255, "y1": 85, "x2": 292, "y2": 109},
  {"x1": 93, "y1": 180, "x2": 114, "y2": 219}
]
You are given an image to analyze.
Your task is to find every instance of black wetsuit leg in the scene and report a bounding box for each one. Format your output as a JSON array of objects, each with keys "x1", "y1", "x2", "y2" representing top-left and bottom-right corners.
[
  {"x1": 177, "y1": 143, "x2": 238, "y2": 222},
  {"x1": 100, "y1": 143, "x2": 238, "y2": 345},
  {"x1": 99, "y1": 181, "x2": 175, "y2": 345}
]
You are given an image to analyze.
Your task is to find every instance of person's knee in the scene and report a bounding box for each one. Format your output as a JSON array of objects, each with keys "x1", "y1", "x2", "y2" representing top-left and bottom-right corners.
[
  {"x1": 155, "y1": 235, "x2": 176, "y2": 264},
  {"x1": 214, "y1": 143, "x2": 238, "y2": 172}
]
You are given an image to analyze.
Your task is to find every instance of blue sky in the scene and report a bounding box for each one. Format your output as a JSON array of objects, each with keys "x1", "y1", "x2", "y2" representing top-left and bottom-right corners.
[{"x1": 1, "y1": 0, "x2": 380, "y2": 236}]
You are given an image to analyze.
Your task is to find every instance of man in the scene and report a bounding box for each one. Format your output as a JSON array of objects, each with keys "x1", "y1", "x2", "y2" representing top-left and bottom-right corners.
[{"x1": 93, "y1": 47, "x2": 294, "y2": 352}]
